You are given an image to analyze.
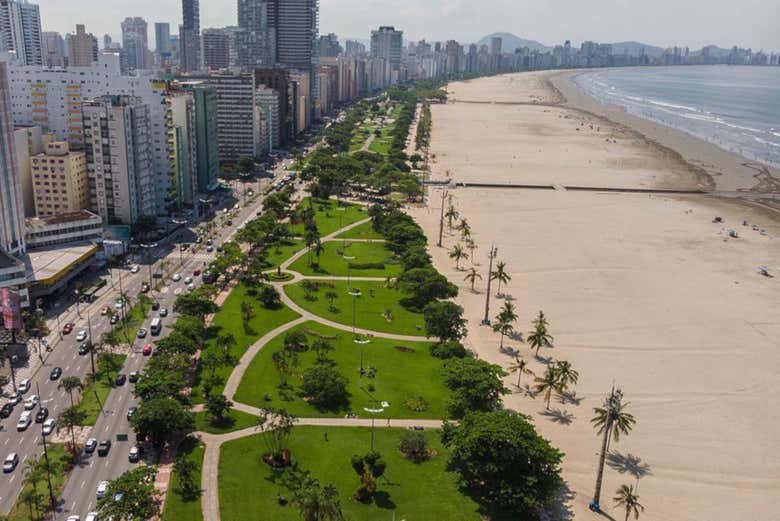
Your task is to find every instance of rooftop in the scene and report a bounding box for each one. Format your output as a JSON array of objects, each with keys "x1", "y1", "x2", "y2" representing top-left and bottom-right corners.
[
  {"x1": 26, "y1": 210, "x2": 101, "y2": 230},
  {"x1": 25, "y1": 242, "x2": 97, "y2": 285}
]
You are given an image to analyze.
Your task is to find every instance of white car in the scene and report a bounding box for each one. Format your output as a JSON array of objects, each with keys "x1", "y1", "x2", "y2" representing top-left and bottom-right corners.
[
  {"x1": 85, "y1": 513, "x2": 98, "y2": 521},
  {"x1": 130, "y1": 265, "x2": 140, "y2": 273},
  {"x1": 3, "y1": 453, "x2": 18, "y2": 472},
  {"x1": 66, "y1": 516, "x2": 80, "y2": 521},
  {"x1": 17, "y1": 378, "x2": 30, "y2": 394},
  {"x1": 187, "y1": 283, "x2": 195, "y2": 292},
  {"x1": 42, "y1": 417, "x2": 56, "y2": 435},
  {"x1": 75, "y1": 330, "x2": 87, "y2": 342},
  {"x1": 16, "y1": 411, "x2": 31, "y2": 431},
  {"x1": 172, "y1": 273, "x2": 181, "y2": 282},
  {"x1": 23, "y1": 394, "x2": 39, "y2": 410},
  {"x1": 96, "y1": 480, "x2": 109, "y2": 499},
  {"x1": 184, "y1": 277, "x2": 193, "y2": 284}
]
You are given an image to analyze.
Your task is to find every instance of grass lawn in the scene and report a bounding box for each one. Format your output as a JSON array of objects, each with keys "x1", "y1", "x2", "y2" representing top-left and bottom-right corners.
[
  {"x1": 288, "y1": 241, "x2": 401, "y2": 278},
  {"x1": 290, "y1": 198, "x2": 368, "y2": 237},
  {"x1": 261, "y1": 239, "x2": 304, "y2": 269},
  {"x1": 284, "y1": 280, "x2": 425, "y2": 336},
  {"x1": 190, "y1": 283, "x2": 300, "y2": 403},
  {"x1": 234, "y1": 321, "x2": 447, "y2": 418},
  {"x1": 219, "y1": 426, "x2": 487, "y2": 521},
  {"x1": 349, "y1": 120, "x2": 377, "y2": 152},
  {"x1": 114, "y1": 294, "x2": 152, "y2": 344},
  {"x1": 335, "y1": 220, "x2": 383, "y2": 240},
  {"x1": 76, "y1": 353, "x2": 127, "y2": 425},
  {"x1": 161, "y1": 437, "x2": 204, "y2": 521},
  {"x1": 368, "y1": 137, "x2": 392, "y2": 154},
  {"x1": 7, "y1": 443, "x2": 70, "y2": 521},
  {"x1": 193, "y1": 408, "x2": 260, "y2": 434}
]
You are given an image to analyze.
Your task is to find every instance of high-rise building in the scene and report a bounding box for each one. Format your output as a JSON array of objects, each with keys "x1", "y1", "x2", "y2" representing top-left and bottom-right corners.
[
  {"x1": 318, "y1": 33, "x2": 340, "y2": 57},
  {"x1": 370, "y1": 26, "x2": 402, "y2": 71},
  {"x1": 41, "y1": 31, "x2": 66, "y2": 66},
  {"x1": 254, "y1": 83, "x2": 279, "y2": 154},
  {"x1": 67, "y1": 24, "x2": 97, "y2": 67},
  {"x1": 179, "y1": 0, "x2": 200, "y2": 73},
  {"x1": 254, "y1": 67, "x2": 292, "y2": 144},
  {"x1": 0, "y1": 0, "x2": 43, "y2": 65},
  {"x1": 180, "y1": 82, "x2": 219, "y2": 192},
  {"x1": 0, "y1": 61, "x2": 26, "y2": 256},
  {"x1": 82, "y1": 95, "x2": 155, "y2": 225},
  {"x1": 102, "y1": 33, "x2": 111, "y2": 50},
  {"x1": 237, "y1": 0, "x2": 273, "y2": 68},
  {"x1": 167, "y1": 90, "x2": 197, "y2": 210},
  {"x1": 31, "y1": 140, "x2": 88, "y2": 217},
  {"x1": 121, "y1": 17, "x2": 148, "y2": 70},
  {"x1": 12, "y1": 125, "x2": 42, "y2": 216},
  {"x1": 201, "y1": 28, "x2": 232, "y2": 70},
  {"x1": 274, "y1": 0, "x2": 319, "y2": 110},
  {"x1": 154, "y1": 22, "x2": 171, "y2": 55},
  {"x1": 344, "y1": 40, "x2": 364, "y2": 57}
]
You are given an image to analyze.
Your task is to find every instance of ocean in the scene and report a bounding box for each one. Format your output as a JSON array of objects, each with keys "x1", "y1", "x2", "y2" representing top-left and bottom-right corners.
[{"x1": 573, "y1": 66, "x2": 780, "y2": 168}]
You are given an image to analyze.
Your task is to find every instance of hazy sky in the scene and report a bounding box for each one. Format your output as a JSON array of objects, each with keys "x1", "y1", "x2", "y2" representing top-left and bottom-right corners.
[{"x1": 36, "y1": 0, "x2": 779, "y2": 51}]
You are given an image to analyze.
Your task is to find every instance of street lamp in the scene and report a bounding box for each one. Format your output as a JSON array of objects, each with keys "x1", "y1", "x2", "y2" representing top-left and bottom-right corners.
[
  {"x1": 348, "y1": 288, "x2": 361, "y2": 335},
  {"x1": 343, "y1": 254, "x2": 355, "y2": 289},
  {"x1": 9, "y1": 354, "x2": 18, "y2": 392},
  {"x1": 363, "y1": 399, "x2": 386, "y2": 452}
]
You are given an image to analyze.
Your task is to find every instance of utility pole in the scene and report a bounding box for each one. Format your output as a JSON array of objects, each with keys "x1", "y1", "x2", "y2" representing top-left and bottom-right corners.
[
  {"x1": 37, "y1": 382, "x2": 57, "y2": 510},
  {"x1": 437, "y1": 188, "x2": 448, "y2": 248},
  {"x1": 482, "y1": 244, "x2": 498, "y2": 325}
]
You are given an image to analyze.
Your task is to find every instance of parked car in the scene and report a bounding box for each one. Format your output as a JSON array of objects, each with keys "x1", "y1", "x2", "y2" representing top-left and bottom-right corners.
[
  {"x1": 206, "y1": 245, "x2": 213, "y2": 252},
  {"x1": 184, "y1": 277, "x2": 193, "y2": 284},
  {"x1": 49, "y1": 367, "x2": 62, "y2": 380},
  {"x1": 17, "y1": 378, "x2": 30, "y2": 394},
  {"x1": 114, "y1": 374, "x2": 126, "y2": 386},
  {"x1": 137, "y1": 328, "x2": 147, "y2": 339},
  {"x1": 96, "y1": 480, "x2": 109, "y2": 499},
  {"x1": 187, "y1": 283, "x2": 195, "y2": 292},
  {"x1": 3, "y1": 453, "x2": 19, "y2": 473},
  {"x1": 62, "y1": 322, "x2": 74, "y2": 334},
  {"x1": 130, "y1": 265, "x2": 140, "y2": 273},
  {"x1": 0, "y1": 403, "x2": 13, "y2": 418},
  {"x1": 84, "y1": 438, "x2": 97, "y2": 454},
  {"x1": 126, "y1": 406, "x2": 137, "y2": 420},
  {"x1": 140, "y1": 283, "x2": 150, "y2": 293},
  {"x1": 16, "y1": 411, "x2": 31, "y2": 431},
  {"x1": 35, "y1": 407, "x2": 48, "y2": 423},
  {"x1": 6, "y1": 391, "x2": 21, "y2": 406},
  {"x1": 128, "y1": 446, "x2": 141, "y2": 462},
  {"x1": 42, "y1": 418, "x2": 56, "y2": 435},
  {"x1": 85, "y1": 512, "x2": 98, "y2": 521},
  {"x1": 172, "y1": 273, "x2": 181, "y2": 282},
  {"x1": 76, "y1": 330, "x2": 87, "y2": 342},
  {"x1": 97, "y1": 440, "x2": 111, "y2": 456},
  {"x1": 110, "y1": 314, "x2": 120, "y2": 325}
]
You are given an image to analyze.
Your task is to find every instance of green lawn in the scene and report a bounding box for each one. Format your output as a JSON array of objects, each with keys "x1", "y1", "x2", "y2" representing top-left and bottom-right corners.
[
  {"x1": 290, "y1": 198, "x2": 368, "y2": 237},
  {"x1": 76, "y1": 353, "x2": 127, "y2": 425},
  {"x1": 193, "y1": 408, "x2": 260, "y2": 434},
  {"x1": 368, "y1": 137, "x2": 392, "y2": 154},
  {"x1": 335, "y1": 220, "x2": 384, "y2": 240},
  {"x1": 284, "y1": 280, "x2": 425, "y2": 336},
  {"x1": 288, "y1": 241, "x2": 401, "y2": 278},
  {"x1": 191, "y1": 283, "x2": 300, "y2": 403},
  {"x1": 349, "y1": 120, "x2": 377, "y2": 152},
  {"x1": 161, "y1": 437, "x2": 204, "y2": 521},
  {"x1": 114, "y1": 294, "x2": 152, "y2": 344},
  {"x1": 261, "y1": 239, "x2": 304, "y2": 269},
  {"x1": 234, "y1": 321, "x2": 446, "y2": 418},
  {"x1": 219, "y1": 426, "x2": 486, "y2": 521},
  {"x1": 8, "y1": 443, "x2": 70, "y2": 521}
]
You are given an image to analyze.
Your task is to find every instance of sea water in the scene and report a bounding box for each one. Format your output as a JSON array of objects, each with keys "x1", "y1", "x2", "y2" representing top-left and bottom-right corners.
[{"x1": 574, "y1": 66, "x2": 780, "y2": 168}]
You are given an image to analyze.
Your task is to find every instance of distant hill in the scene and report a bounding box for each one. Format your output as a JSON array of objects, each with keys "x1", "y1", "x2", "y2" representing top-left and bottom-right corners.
[
  {"x1": 609, "y1": 41, "x2": 665, "y2": 58},
  {"x1": 477, "y1": 32, "x2": 550, "y2": 53}
]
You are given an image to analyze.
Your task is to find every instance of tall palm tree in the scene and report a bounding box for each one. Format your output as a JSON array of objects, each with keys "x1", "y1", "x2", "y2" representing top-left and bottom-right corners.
[
  {"x1": 464, "y1": 237, "x2": 477, "y2": 263},
  {"x1": 58, "y1": 376, "x2": 83, "y2": 407},
  {"x1": 506, "y1": 356, "x2": 535, "y2": 388},
  {"x1": 58, "y1": 406, "x2": 86, "y2": 457},
  {"x1": 554, "y1": 360, "x2": 579, "y2": 392},
  {"x1": 614, "y1": 484, "x2": 644, "y2": 521},
  {"x1": 449, "y1": 244, "x2": 467, "y2": 270},
  {"x1": 456, "y1": 218, "x2": 471, "y2": 240},
  {"x1": 464, "y1": 267, "x2": 482, "y2": 291},
  {"x1": 527, "y1": 310, "x2": 554, "y2": 358},
  {"x1": 490, "y1": 261, "x2": 511, "y2": 296},
  {"x1": 493, "y1": 301, "x2": 518, "y2": 350},
  {"x1": 444, "y1": 205, "x2": 459, "y2": 231},
  {"x1": 533, "y1": 367, "x2": 560, "y2": 409},
  {"x1": 590, "y1": 388, "x2": 637, "y2": 511}
]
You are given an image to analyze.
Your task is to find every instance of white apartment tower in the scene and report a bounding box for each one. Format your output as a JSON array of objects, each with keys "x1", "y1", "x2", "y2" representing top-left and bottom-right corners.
[
  {"x1": 0, "y1": 0, "x2": 42, "y2": 65},
  {"x1": 0, "y1": 61, "x2": 25, "y2": 255}
]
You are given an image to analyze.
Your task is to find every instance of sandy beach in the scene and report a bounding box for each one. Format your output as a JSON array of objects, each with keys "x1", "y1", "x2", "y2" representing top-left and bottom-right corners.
[{"x1": 409, "y1": 70, "x2": 780, "y2": 521}]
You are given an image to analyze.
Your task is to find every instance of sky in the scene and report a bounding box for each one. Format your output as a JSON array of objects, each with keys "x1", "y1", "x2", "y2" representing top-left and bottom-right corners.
[{"x1": 36, "y1": 0, "x2": 779, "y2": 52}]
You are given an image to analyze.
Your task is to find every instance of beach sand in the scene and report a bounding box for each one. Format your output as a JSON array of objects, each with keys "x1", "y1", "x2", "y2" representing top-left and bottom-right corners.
[{"x1": 409, "y1": 71, "x2": 780, "y2": 521}]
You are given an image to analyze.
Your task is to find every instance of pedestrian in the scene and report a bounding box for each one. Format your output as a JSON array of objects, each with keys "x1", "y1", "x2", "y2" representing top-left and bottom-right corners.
[
  {"x1": 386, "y1": 418, "x2": 390, "y2": 427},
  {"x1": 324, "y1": 431, "x2": 328, "y2": 442}
]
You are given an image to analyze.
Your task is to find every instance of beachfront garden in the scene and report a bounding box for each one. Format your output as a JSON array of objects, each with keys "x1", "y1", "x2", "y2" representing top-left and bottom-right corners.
[
  {"x1": 161, "y1": 437, "x2": 204, "y2": 521},
  {"x1": 290, "y1": 197, "x2": 369, "y2": 237},
  {"x1": 233, "y1": 320, "x2": 448, "y2": 418},
  {"x1": 288, "y1": 240, "x2": 401, "y2": 277},
  {"x1": 335, "y1": 220, "x2": 384, "y2": 240},
  {"x1": 261, "y1": 238, "x2": 304, "y2": 270},
  {"x1": 193, "y1": 407, "x2": 259, "y2": 434}
]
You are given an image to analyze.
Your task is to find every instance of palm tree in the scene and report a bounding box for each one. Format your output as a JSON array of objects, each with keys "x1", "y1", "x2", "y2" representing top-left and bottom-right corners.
[
  {"x1": 533, "y1": 367, "x2": 561, "y2": 409},
  {"x1": 493, "y1": 301, "x2": 518, "y2": 350},
  {"x1": 19, "y1": 487, "x2": 41, "y2": 521},
  {"x1": 58, "y1": 406, "x2": 86, "y2": 457},
  {"x1": 456, "y1": 218, "x2": 470, "y2": 239},
  {"x1": 614, "y1": 484, "x2": 644, "y2": 521},
  {"x1": 325, "y1": 290, "x2": 338, "y2": 312},
  {"x1": 590, "y1": 388, "x2": 637, "y2": 510},
  {"x1": 313, "y1": 239, "x2": 325, "y2": 263},
  {"x1": 444, "y1": 205, "x2": 459, "y2": 231},
  {"x1": 464, "y1": 267, "x2": 482, "y2": 291},
  {"x1": 527, "y1": 310, "x2": 554, "y2": 358},
  {"x1": 491, "y1": 261, "x2": 511, "y2": 296},
  {"x1": 58, "y1": 376, "x2": 83, "y2": 407},
  {"x1": 464, "y1": 237, "x2": 477, "y2": 263},
  {"x1": 449, "y1": 244, "x2": 467, "y2": 270},
  {"x1": 554, "y1": 360, "x2": 579, "y2": 393},
  {"x1": 507, "y1": 356, "x2": 535, "y2": 388}
]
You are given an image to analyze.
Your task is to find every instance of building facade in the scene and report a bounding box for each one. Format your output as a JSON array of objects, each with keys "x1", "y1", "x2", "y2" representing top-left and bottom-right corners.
[
  {"x1": 0, "y1": 61, "x2": 25, "y2": 255},
  {"x1": 0, "y1": 0, "x2": 42, "y2": 65},
  {"x1": 201, "y1": 28, "x2": 232, "y2": 70},
  {"x1": 154, "y1": 22, "x2": 171, "y2": 55},
  {"x1": 236, "y1": 0, "x2": 273, "y2": 68},
  {"x1": 179, "y1": 0, "x2": 200, "y2": 73},
  {"x1": 41, "y1": 31, "x2": 65, "y2": 66},
  {"x1": 121, "y1": 17, "x2": 148, "y2": 70},
  {"x1": 67, "y1": 24, "x2": 97, "y2": 67},
  {"x1": 167, "y1": 90, "x2": 197, "y2": 209},
  {"x1": 31, "y1": 140, "x2": 88, "y2": 217},
  {"x1": 181, "y1": 82, "x2": 219, "y2": 192},
  {"x1": 370, "y1": 26, "x2": 402, "y2": 71}
]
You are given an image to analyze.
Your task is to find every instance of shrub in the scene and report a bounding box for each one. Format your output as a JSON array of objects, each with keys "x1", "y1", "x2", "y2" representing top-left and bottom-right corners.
[
  {"x1": 430, "y1": 341, "x2": 468, "y2": 359},
  {"x1": 348, "y1": 262, "x2": 386, "y2": 270},
  {"x1": 300, "y1": 365, "x2": 349, "y2": 410},
  {"x1": 404, "y1": 396, "x2": 429, "y2": 412},
  {"x1": 399, "y1": 431, "x2": 430, "y2": 462}
]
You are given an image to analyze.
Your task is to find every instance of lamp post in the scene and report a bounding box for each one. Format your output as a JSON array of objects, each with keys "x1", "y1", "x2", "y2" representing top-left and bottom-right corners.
[
  {"x1": 363, "y1": 400, "x2": 386, "y2": 452},
  {"x1": 437, "y1": 188, "x2": 448, "y2": 248},
  {"x1": 36, "y1": 382, "x2": 56, "y2": 510},
  {"x1": 481, "y1": 244, "x2": 498, "y2": 325},
  {"x1": 9, "y1": 354, "x2": 18, "y2": 392},
  {"x1": 348, "y1": 288, "x2": 361, "y2": 335},
  {"x1": 343, "y1": 254, "x2": 355, "y2": 289}
]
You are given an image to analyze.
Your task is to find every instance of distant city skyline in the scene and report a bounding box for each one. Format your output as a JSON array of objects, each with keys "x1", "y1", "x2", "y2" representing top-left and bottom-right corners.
[{"x1": 30, "y1": 0, "x2": 780, "y2": 53}]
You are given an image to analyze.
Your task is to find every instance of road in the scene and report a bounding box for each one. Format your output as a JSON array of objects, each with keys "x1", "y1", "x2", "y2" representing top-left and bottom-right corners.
[{"x1": 0, "y1": 159, "x2": 298, "y2": 518}]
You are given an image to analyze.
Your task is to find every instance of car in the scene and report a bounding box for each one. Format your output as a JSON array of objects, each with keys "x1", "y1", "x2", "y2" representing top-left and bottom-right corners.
[
  {"x1": 66, "y1": 516, "x2": 80, "y2": 521},
  {"x1": 128, "y1": 371, "x2": 138, "y2": 383},
  {"x1": 195, "y1": 236, "x2": 202, "y2": 244},
  {"x1": 172, "y1": 273, "x2": 181, "y2": 282},
  {"x1": 75, "y1": 330, "x2": 87, "y2": 342},
  {"x1": 17, "y1": 378, "x2": 30, "y2": 394},
  {"x1": 78, "y1": 342, "x2": 90, "y2": 355},
  {"x1": 85, "y1": 512, "x2": 98, "y2": 521},
  {"x1": 206, "y1": 245, "x2": 213, "y2": 252},
  {"x1": 140, "y1": 283, "x2": 150, "y2": 293},
  {"x1": 50, "y1": 367, "x2": 62, "y2": 380},
  {"x1": 6, "y1": 391, "x2": 21, "y2": 406},
  {"x1": 180, "y1": 244, "x2": 189, "y2": 252},
  {"x1": 151, "y1": 300, "x2": 160, "y2": 311},
  {"x1": 226, "y1": 219, "x2": 232, "y2": 226},
  {"x1": 114, "y1": 374, "x2": 126, "y2": 386},
  {"x1": 216, "y1": 245, "x2": 223, "y2": 253},
  {"x1": 96, "y1": 480, "x2": 109, "y2": 499},
  {"x1": 0, "y1": 403, "x2": 13, "y2": 418},
  {"x1": 128, "y1": 445, "x2": 141, "y2": 462},
  {"x1": 84, "y1": 438, "x2": 97, "y2": 454},
  {"x1": 110, "y1": 314, "x2": 120, "y2": 324},
  {"x1": 234, "y1": 203, "x2": 240, "y2": 210},
  {"x1": 142, "y1": 344, "x2": 152, "y2": 356},
  {"x1": 130, "y1": 265, "x2": 140, "y2": 273},
  {"x1": 62, "y1": 322, "x2": 74, "y2": 334},
  {"x1": 42, "y1": 418, "x2": 56, "y2": 435},
  {"x1": 126, "y1": 406, "x2": 137, "y2": 420},
  {"x1": 193, "y1": 268, "x2": 201, "y2": 276},
  {"x1": 16, "y1": 411, "x2": 31, "y2": 431},
  {"x1": 184, "y1": 276, "x2": 193, "y2": 284},
  {"x1": 137, "y1": 328, "x2": 147, "y2": 339},
  {"x1": 100, "y1": 305, "x2": 110, "y2": 315},
  {"x1": 24, "y1": 394, "x2": 39, "y2": 410},
  {"x1": 206, "y1": 239, "x2": 213, "y2": 246},
  {"x1": 35, "y1": 407, "x2": 48, "y2": 423},
  {"x1": 97, "y1": 439, "x2": 111, "y2": 456},
  {"x1": 159, "y1": 307, "x2": 168, "y2": 317},
  {"x1": 187, "y1": 283, "x2": 195, "y2": 292},
  {"x1": 3, "y1": 453, "x2": 19, "y2": 473},
  {"x1": 114, "y1": 299, "x2": 124, "y2": 310}
]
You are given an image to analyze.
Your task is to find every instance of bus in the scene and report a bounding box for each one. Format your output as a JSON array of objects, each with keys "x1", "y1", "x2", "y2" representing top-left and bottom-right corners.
[{"x1": 150, "y1": 318, "x2": 162, "y2": 336}]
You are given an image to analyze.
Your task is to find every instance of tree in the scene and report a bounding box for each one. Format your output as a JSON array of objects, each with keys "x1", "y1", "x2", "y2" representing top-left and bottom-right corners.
[
  {"x1": 173, "y1": 453, "x2": 200, "y2": 500},
  {"x1": 491, "y1": 261, "x2": 511, "y2": 296},
  {"x1": 507, "y1": 356, "x2": 535, "y2": 388},
  {"x1": 98, "y1": 466, "x2": 159, "y2": 521},
  {"x1": 400, "y1": 245, "x2": 430, "y2": 271},
  {"x1": 464, "y1": 267, "x2": 482, "y2": 291},
  {"x1": 534, "y1": 367, "x2": 561, "y2": 410},
  {"x1": 528, "y1": 310, "x2": 554, "y2": 358},
  {"x1": 238, "y1": 156, "x2": 255, "y2": 174},
  {"x1": 444, "y1": 205, "x2": 459, "y2": 231},
  {"x1": 591, "y1": 388, "x2": 637, "y2": 509},
  {"x1": 258, "y1": 284, "x2": 281, "y2": 308},
  {"x1": 614, "y1": 484, "x2": 645, "y2": 521},
  {"x1": 216, "y1": 333, "x2": 237, "y2": 361},
  {"x1": 284, "y1": 330, "x2": 308, "y2": 352},
  {"x1": 449, "y1": 244, "x2": 467, "y2": 270},
  {"x1": 58, "y1": 406, "x2": 86, "y2": 457},
  {"x1": 441, "y1": 410, "x2": 564, "y2": 515},
  {"x1": 492, "y1": 301, "x2": 518, "y2": 350},
  {"x1": 22, "y1": 459, "x2": 44, "y2": 518},
  {"x1": 423, "y1": 301, "x2": 467, "y2": 342},
  {"x1": 464, "y1": 237, "x2": 477, "y2": 263},
  {"x1": 101, "y1": 328, "x2": 121, "y2": 353},
  {"x1": 206, "y1": 394, "x2": 233, "y2": 423},
  {"x1": 397, "y1": 267, "x2": 458, "y2": 311},
  {"x1": 554, "y1": 360, "x2": 579, "y2": 393},
  {"x1": 133, "y1": 354, "x2": 189, "y2": 401},
  {"x1": 304, "y1": 229, "x2": 321, "y2": 266},
  {"x1": 325, "y1": 290, "x2": 338, "y2": 312},
  {"x1": 130, "y1": 397, "x2": 194, "y2": 450},
  {"x1": 443, "y1": 357, "x2": 508, "y2": 418},
  {"x1": 97, "y1": 352, "x2": 122, "y2": 386},
  {"x1": 240, "y1": 301, "x2": 256, "y2": 328},
  {"x1": 257, "y1": 408, "x2": 296, "y2": 466},
  {"x1": 455, "y1": 218, "x2": 470, "y2": 238},
  {"x1": 293, "y1": 480, "x2": 345, "y2": 521},
  {"x1": 174, "y1": 291, "x2": 218, "y2": 321},
  {"x1": 312, "y1": 338, "x2": 335, "y2": 364},
  {"x1": 351, "y1": 451, "x2": 387, "y2": 502},
  {"x1": 58, "y1": 376, "x2": 82, "y2": 407},
  {"x1": 398, "y1": 431, "x2": 430, "y2": 462},
  {"x1": 301, "y1": 366, "x2": 349, "y2": 411}
]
